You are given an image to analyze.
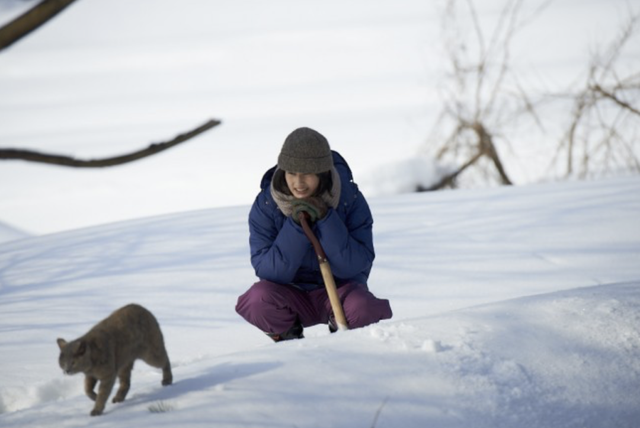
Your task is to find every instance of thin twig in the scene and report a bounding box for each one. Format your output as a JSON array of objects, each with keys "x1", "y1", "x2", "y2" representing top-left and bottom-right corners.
[
  {"x1": 371, "y1": 396, "x2": 390, "y2": 428},
  {"x1": 421, "y1": 149, "x2": 484, "y2": 191},
  {"x1": 591, "y1": 84, "x2": 640, "y2": 117}
]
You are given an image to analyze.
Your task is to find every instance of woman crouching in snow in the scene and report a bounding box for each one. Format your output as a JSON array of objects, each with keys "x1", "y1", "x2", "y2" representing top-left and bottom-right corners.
[{"x1": 236, "y1": 127, "x2": 392, "y2": 341}]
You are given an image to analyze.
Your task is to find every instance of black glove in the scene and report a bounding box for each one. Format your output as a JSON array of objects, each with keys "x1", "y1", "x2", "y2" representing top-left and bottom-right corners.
[{"x1": 291, "y1": 197, "x2": 328, "y2": 224}]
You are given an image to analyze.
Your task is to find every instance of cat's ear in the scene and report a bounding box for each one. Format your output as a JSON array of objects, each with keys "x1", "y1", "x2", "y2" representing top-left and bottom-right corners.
[
  {"x1": 75, "y1": 340, "x2": 87, "y2": 356},
  {"x1": 57, "y1": 338, "x2": 67, "y2": 350}
]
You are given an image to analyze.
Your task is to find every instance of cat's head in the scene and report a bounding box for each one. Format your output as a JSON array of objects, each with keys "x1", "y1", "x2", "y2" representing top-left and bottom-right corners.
[{"x1": 57, "y1": 338, "x2": 92, "y2": 375}]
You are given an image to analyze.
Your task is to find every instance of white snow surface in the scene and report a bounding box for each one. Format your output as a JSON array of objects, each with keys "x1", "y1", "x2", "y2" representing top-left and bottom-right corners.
[
  {"x1": 0, "y1": 221, "x2": 30, "y2": 244},
  {"x1": 1, "y1": 176, "x2": 639, "y2": 427},
  {"x1": 1, "y1": 0, "x2": 638, "y2": 235}
]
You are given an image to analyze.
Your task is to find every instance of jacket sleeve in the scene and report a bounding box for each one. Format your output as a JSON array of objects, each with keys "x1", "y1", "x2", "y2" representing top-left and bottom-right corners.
[
  {"x1": 315, "y1": 192, "x2": 375, "y2": 280},
  {"x1": 249, "y1": 197, "x2": 311, "y2": 284}
]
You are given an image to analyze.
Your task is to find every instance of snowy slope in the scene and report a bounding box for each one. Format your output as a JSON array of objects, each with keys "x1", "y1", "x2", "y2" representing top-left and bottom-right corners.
[
  {"x1": 0, "y1": 177, "x2": 639, "y2": 427},
  {"x1": 0, "y1": 221, "x2": 30, "y2": 244}
]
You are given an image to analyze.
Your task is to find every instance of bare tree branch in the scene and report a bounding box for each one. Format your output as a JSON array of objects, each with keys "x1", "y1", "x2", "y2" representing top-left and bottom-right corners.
[
  {"x1": 591, "y1": 84, "x2": 640, "y2": 117},
  {"x1": 0, "y1": 119, "x2": 221, "y2": 167},
  {"x1": 470, "y1": 121, "x2": 513, "y2": 185},
  {"x1": 0, "y1": 2, "x2": 224, "y2": 170},
  {"x1": 554, "y1": 9, "x2": 640, "y2": 178},
  {"x1": 420, "y1": 150, "x2": 483, "y2": 191},
  {"x1": 431, "y1": 0, "x2": 638, "y2": 187},
  {"x1": 481, "y1": 0, "x2": 521, "y2": 120},
  {"x1": 426, "y1": 0, "x2": 523, "y2": 189},
  {"x1": 428, "y1": 118, "x2": 513, "y2": 191},
  {"x1": 0, "y1": 0, "x2": 78, "y2": 52}
]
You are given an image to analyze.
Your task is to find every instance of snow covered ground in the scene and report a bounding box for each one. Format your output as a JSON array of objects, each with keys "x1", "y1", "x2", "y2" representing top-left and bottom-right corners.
[
  {"x1": 1, "y1": 1, "x2": 639, "y2": 426},
  {"x1": 0, "y1": 221, "x2": 30, "y2": 244},
  {"x1": 0, "y1": 176, "x2": 639, "y2": 427}
]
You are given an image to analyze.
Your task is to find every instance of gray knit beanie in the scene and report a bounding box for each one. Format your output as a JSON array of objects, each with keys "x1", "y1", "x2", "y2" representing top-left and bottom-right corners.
[{"x1": 277, "y1": 127, "x2": 333, "y2": 174}]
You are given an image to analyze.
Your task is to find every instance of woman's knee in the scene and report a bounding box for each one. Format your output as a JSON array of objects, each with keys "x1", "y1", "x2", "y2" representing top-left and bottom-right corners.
[
  {"x1": 340, "y1": 284, "x2": 392, "y2": 329},
  {"x1": 236, "y1": 280, "x2": 278, "y2": 315},
  {"x1": 236, "y1": 281, "x2": 305, "y2": 334}
]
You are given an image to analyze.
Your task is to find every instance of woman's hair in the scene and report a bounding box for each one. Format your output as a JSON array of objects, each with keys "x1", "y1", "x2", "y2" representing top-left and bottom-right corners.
[{"x1": 273, "y1": 169, "x2": 333, "y2": 197}]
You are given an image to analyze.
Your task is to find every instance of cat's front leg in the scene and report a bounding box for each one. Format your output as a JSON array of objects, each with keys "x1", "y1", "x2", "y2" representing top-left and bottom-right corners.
[
  {"x1": 90, "y1": 376, "x2": 116, "y2": 416},
  {"x1": 112, "y1": 362, "x2": 133, "y2": 403},
  {"x1": 84, "y1": 375, "x2": 98, "y2": 401}
]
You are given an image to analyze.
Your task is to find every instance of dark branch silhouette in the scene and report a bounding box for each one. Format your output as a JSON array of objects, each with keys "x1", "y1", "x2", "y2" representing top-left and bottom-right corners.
[
  {"x1": 0, "y1": 0, "x2": 79, "y2": 52},
  {"x1": 421, "y1": 121, "x2": 511, "y2": 192},
  {"x1": 1, "y1": 2, "x2": 223, "y2": 169},
  {"x1": 0, "y1": 119, "x2": 221, "y2": 167},
  {"x1": 591, "y1": 84, "x2": 640, "y2": 117}
]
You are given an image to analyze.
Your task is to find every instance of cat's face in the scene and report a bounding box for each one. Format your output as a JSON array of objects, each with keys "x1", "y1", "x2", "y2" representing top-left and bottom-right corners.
[{"x1": 57, "y1": 338, "x2": 92, "y2": 374}]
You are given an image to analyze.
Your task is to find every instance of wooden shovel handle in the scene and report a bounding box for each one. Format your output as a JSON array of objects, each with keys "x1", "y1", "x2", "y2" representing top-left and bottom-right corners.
[{"x1": 298, "y1": 212, "x2": 349, "y2": 331}]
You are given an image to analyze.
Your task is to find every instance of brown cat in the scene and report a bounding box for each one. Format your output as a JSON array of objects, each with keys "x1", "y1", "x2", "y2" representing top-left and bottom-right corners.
[{"x1": 56, "y1": 304, "x2": 172, "y2": 416}]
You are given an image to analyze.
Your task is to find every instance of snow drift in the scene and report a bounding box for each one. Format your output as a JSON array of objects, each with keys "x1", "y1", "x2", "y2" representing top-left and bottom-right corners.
[{"x1": 0, "y1": 177, "x2": 639, "y2": 427}]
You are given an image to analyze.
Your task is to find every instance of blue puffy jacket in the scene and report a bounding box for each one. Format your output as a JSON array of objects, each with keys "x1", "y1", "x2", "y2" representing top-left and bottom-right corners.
[{"x1": 249, "y1": 151, "x2": 374, "y2": 291}]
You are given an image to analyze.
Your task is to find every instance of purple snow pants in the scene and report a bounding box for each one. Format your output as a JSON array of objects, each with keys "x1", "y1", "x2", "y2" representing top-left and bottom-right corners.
[{"x1": 236, "y1": 280, "x2": 393, "y2": 335}]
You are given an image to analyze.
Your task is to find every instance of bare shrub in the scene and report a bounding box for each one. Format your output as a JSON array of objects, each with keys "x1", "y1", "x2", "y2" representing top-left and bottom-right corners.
[{"x1": 552, "y1": 11, "x2": 640, "y2": 179}]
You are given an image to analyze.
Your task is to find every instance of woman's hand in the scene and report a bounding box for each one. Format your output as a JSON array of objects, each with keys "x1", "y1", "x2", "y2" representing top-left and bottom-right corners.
[{"x1": 291, "y1": 197, "x2": 328, "y2": 223}]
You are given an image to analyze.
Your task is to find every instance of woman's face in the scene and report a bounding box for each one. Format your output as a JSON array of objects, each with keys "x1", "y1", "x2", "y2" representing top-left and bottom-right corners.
[{"x1": 285, "y1": 172, "x2": 320, "y2": 198}]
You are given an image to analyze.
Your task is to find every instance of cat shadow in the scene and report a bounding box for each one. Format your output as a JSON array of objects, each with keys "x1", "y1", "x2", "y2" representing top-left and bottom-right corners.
[{"x1": 124, "y1": 360, "x2": 282, "y2": 406}]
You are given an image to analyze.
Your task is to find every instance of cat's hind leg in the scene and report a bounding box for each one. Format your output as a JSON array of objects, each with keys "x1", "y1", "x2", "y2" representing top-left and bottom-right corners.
[
  {"x1": 84, "y1": 375, "x2": 98, "y2": 401},
  {"x1": 112, "y1": 362, "x2": 134, "y2": 403},
  {"x1": 143, "y1": 346, "x2": 173, "y2": 386},
  {"x1": 161, "y1": 360, "x2": 173, "y2": 386}
]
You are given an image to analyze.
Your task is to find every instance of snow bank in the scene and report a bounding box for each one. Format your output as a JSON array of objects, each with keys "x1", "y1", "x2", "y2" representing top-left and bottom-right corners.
[
  {"x1": 0, "y1": 221, "x2": 30, "y2": 244},
  {"x1": 1, "y1": 283, "x2": 638, "y2": 427},
  {"x1": 359, "y1": 155, "x2": 452, "y2": 196},
  {"x1": 0, "y1": 177, "x2": 639, "y2": 427}
]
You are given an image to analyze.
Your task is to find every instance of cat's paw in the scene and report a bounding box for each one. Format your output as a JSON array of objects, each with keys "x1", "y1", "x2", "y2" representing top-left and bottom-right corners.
[{"x1": 90, "y1": 408, "x2": 103, "y2": 417}]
